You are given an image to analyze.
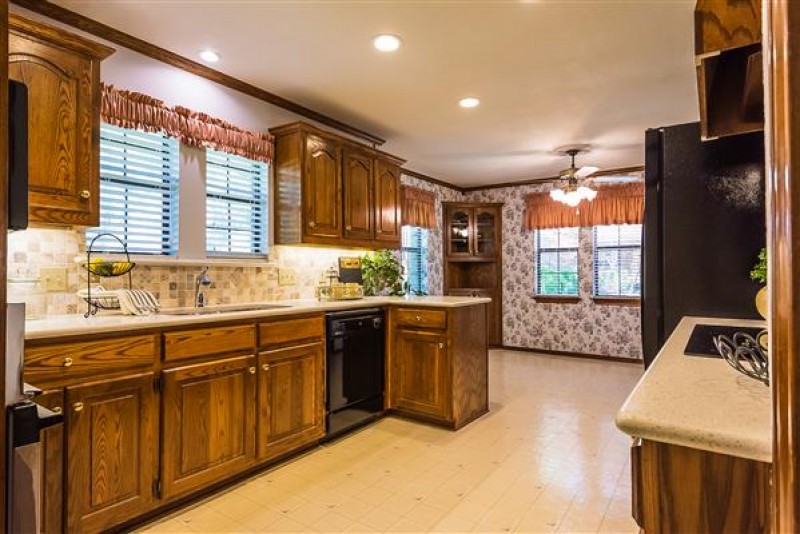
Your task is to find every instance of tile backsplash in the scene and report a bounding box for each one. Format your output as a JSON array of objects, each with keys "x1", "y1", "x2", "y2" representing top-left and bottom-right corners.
[{"x1": 8, "y1": 227, "x2": 366, "y2": 316}]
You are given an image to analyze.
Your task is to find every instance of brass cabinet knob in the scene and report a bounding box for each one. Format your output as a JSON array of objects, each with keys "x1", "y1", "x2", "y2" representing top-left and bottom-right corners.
[
  {"x1": 376, "y1": 229, "x2": 383, "y2": 234},
  {"x1": 345, "y1": 225, "x2": 353, "y2": 232},
  {"x1": 63, "y1": 357, "x2": 74, "y2": 368},
  {"x1": 248, "y1": 367, "x2": 256, "y2": 375},
  {"x1": 308, "y1": 221, "x2": 316, "y2": 228},
  {"x1": 79, "y1": 190, "x2": 91, "y2": 200},
  {"x1": 73, "y1": 402, "x2": 84, "y2": 413},
  {"x1": 52, "y1": 406, "x2": 63, "y2": 415},
  {"x1": 262, "y1": 364, "x2": 270, "y2": 371},
  {"x1": 415, "y1": 315, "x2": 421, "y2": 322},
  {"x1": 438, "y1": 343, "x2": 445, "y2": 349}
]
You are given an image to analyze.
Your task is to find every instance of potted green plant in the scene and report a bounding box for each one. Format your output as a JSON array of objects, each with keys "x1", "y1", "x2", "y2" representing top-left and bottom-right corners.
[
  {"x1": 360, "y1": 250, "x2": 407, "y2": 296},
  {"x1": 750, "y1": 247, "x2": 767, "y2": 319}
]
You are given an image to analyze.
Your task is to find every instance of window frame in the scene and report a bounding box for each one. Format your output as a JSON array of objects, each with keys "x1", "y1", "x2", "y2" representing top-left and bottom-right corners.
[
  {"x1": 401, "y1": 225, "x2": 429, "y2": 295},
  {"x1": 592, "y1": 224, "x2": 642, "y2": 300},
  {"x1": 534, "y1": 227, "x2": 580, "y2": 298}
]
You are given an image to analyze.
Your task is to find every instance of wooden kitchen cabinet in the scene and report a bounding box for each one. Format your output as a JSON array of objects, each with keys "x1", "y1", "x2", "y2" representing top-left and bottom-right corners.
[
  {"x1": 271, "y1": 121, "x2": 404, "y2": 249},
  {"x1": 65, "y1": 372, "x2": 158, "y2": 533},
  {"x1": 8, "y1": 14, "x2": 113, "y2": 226},
  {"x1": 161, "y1": 355, "x2": 257, "y2": 499},
  {"x1": 342, "y1": 148, "x2": 374, "y2": 241},
  {"x1": 257, "y1": 343, "x2": 325, "y2": 460},
  {"x1": 388, "y1": 305, "x2": 488, "y2": 428}
]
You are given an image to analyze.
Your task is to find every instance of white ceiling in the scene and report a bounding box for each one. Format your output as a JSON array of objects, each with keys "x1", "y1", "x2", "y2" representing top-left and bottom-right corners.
[{"x1": 57, "y1": 0, "x2": 699, "y2": 188}]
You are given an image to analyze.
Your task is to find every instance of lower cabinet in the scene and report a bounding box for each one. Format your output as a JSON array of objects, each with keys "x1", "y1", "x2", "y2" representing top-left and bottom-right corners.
[
  {"x1": 257, "y1": 342, "x2": 326, "y2": 460},
  {"x1": 161, "y1": 355, "x2": 257, "y2": 499},
  {"x1": 65, "y1": 372, "x2": 159, "y2": 533},
  {"x1": 392, "y1": 328, "x2": 450, "y2": 420}
]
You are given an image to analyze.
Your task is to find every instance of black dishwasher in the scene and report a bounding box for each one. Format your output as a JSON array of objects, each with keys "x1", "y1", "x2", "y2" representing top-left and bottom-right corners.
[{"x1": 325, "y1": 309, "x2": 385, "y2": 439}]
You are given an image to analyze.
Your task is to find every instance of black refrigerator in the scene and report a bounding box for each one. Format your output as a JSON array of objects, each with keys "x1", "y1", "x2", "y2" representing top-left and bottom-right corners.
[{"x1": 642, "y1": 122, "x2": 766, "y2": 367}]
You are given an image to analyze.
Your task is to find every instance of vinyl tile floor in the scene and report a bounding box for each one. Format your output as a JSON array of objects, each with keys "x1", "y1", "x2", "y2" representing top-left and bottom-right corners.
[{"x1": 138, "y1": 349, "x2": 643, "y2": 533}]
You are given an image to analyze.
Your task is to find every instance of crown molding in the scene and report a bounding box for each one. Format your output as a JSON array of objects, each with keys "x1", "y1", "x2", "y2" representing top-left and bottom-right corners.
[{"x1": 461, "y1": 165, "x2": 645, "y2": 193}]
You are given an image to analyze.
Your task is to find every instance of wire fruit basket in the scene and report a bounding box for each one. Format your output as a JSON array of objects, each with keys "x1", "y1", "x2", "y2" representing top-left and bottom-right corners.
[{"x1": 82, "y1": 233, "x2": 136, "y2": 317}]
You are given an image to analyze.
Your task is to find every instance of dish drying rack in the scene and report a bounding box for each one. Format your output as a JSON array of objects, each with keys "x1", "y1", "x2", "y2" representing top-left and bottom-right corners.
[{"x1": 82, "y1": 233, "x2": 136, "y2": 318}]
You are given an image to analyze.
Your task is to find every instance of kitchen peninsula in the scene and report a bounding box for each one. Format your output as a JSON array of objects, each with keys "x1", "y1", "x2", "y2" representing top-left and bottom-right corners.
[{"x1": 24, "y1": 296, "x2": 490, "y2": 532}]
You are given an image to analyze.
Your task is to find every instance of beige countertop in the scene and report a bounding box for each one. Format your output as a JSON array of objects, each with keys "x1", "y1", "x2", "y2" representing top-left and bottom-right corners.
[
  {"x1": 615, "y1": 316, "x2": 771, "y2": 463},
  {"x1": 24, "y1": 296, "x2": 491, "y2": 340}
]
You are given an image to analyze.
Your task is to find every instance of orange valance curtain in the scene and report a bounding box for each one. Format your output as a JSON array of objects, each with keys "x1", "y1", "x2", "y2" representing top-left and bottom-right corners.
[
  {"x1": 523, "y1": 182, "x2": 644, "y2": 230},
  {"x1": 100, "y1": 84, "x2": 274, "y2": 162},
  {"x1": 402, "y1": 186, "x2": 437, "y2": 229}
]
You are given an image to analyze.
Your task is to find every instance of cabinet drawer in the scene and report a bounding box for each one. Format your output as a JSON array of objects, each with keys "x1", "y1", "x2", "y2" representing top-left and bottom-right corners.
[
  {"x1": 394, "y1": 308, "x2": 447, "y2": 330},
  {"x1": 259, "y1": 315, "x2": 325, "y2": 349},
  {"x1": 164, "y1": 324, "x2": 256, "y2": 362},
  {"x1": 25, "y1": 335, "x2": 157, "y2": 383}
]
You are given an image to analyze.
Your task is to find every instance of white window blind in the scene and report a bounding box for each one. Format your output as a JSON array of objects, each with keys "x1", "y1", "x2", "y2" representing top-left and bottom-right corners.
[
  {"x1": 593, "y1": 224, "x2": 642, "y2": 298},
  {"x1": 401, "y1": 226, "x2": 429, "y2": 295},
  {"x1": 535, "y1": 227, "x2": 579, "y2": 296},
  {"x1": 87, "y1": 123, "x2": 179, "y2": 255},
  {"x1": 205, "y1": 149, "x2": 268, "y2": 256}
]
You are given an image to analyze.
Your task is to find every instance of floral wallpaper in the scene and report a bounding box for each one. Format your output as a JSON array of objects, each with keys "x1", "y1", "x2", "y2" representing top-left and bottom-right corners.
[
  {"x1": 466, "y1": 183, "x2": 643, "y2": 360},
  {"x1": 399, "y1": 174, "x2": 464, "y2": 296}
]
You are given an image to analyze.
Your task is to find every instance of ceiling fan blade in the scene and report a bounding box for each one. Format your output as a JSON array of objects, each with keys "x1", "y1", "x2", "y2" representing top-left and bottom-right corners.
[
  {"x1": 587, "y1": 175, "x2": 642, "y2": 184},
  {"x1": 574, "y1": 166, "x2": 600, "y2": 178}
]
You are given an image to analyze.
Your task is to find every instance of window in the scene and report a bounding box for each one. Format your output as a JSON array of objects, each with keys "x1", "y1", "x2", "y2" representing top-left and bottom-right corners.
[
  {"x1": 535, "y1": 227, "x2": 579, "y2": 296},
  {"x1": 401, "y1": 226, "x2": 429, "y2": 295},
  {"x1": 205, "y1": 149, "x2": 268, "y2": 256},
  {"x1": 87, "y1": 123, "x2": 179, "y2": 254},
  {"x1": 593, "y1": 224, "x2": 642, "y2": 298}
]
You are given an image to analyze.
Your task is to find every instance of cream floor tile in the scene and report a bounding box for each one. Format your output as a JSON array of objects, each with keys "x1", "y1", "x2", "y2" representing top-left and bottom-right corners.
[{"x1": 138, "y1": 350, "x2": 642, "y2": 534}]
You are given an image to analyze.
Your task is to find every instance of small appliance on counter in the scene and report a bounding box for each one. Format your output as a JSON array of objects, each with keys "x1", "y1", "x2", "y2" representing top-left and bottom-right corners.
[{"x1": 315, "y1": 257, "x2": 364, "y2": 301}]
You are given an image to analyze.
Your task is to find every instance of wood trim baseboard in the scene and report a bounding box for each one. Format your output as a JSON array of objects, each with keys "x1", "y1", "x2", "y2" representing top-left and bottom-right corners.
[
  {"x1": 499, "y1": 345, "x2": 643, "y2": 365},
  {"x1": 9, "y1": 0, "x2": 387, "y2": 146},
  {"x1": 461, "y1": 165, "x2": 645, "y2": 193},
  {"x1": 401, "y1": 168, "x2": 465, "y2": 194}
]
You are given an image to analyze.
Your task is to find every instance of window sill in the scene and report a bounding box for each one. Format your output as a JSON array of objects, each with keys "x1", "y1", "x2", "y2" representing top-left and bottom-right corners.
[
  {"x1": 534, "y1": 295, "x2": 581, "y2": 304},
  {"x1": 74, "y1": 255, "x2": 276, "y2": 269},
  {"x1": 592, "y1": 297, "x2": 641, "y2": 306}
]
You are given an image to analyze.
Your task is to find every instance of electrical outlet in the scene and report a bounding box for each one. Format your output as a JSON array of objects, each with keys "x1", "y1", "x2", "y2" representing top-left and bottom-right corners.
[
  {"x1": 40, "y1": 267, "x2": 69, "y2": 292},
  {"x1": 278, "y1": 267, "x2": 297, "y2": 286}
]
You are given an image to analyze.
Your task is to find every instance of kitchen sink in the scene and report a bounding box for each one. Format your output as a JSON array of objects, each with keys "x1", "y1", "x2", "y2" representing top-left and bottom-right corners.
[{"x1": 161, "y1": 304, "x2": 290, "y2": 316}]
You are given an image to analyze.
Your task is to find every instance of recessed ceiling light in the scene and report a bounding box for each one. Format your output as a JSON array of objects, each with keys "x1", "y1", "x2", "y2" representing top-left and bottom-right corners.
[
  {"x1": 459, "y1": 97, "x2": 480, "y2": 108},
  {"x1": 373, "y1": 34, "x2": 402, "y2": 52},
  {"x1": 199, "y1": 49, "x2": 220, "y2": 63}
]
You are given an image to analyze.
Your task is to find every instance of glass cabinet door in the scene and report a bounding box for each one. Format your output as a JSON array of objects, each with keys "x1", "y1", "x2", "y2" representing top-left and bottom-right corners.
[
  {"x1": 447, "y1": 207, "x2": 472, "y2": 256},
  {"x1": 474, "y1": 208, "x2": 498, "y2": 257}
]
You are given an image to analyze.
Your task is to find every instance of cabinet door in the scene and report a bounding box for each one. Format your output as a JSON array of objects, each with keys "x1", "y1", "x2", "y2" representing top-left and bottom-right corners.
[
  {"x1": 393, "y1": 329, "x2": 450, "y2": 419},
  {"x1": 66, "y1": 373, "x2": 158, "y2": 533},
  {"x1": 474, "y1": 207, "x2": 500, "y2": 258},
  {"x1": 258, "y1": 343, "x2": 325, "y2": 461},
  {"x1": 342, "y1": 149, "x2": 374, "y2": 241},
  {"x1": 9, "y1": 32, "x2": 100, "y2": 226},
  {"x1": 38, "y1": 389, "x2": 64, "y2": 534},
  {"x1": 446, "y1": 206, "x2": 473, "y2": 257},
  {"x1": 162, "y1": 356, "x2": 256, "y2": 499},
  {"x1": 373, "y1": 159, "x2": 401, "y2": 245},
  {"x1": 304, "y1": 133, "x2": 342, "y2": 240}
]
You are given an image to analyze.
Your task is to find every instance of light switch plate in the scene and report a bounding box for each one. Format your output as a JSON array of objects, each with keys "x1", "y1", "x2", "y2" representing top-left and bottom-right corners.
[
  {"x1": 278, "y1": 267, "x2": 297, "y2": 286},
  {"x1": 40, "y1": 267, "x2": 69, "y2": 292}
]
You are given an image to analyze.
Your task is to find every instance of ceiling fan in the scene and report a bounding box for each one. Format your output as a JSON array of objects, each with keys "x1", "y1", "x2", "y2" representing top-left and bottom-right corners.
[{"x1": 545, "y1": 146, "x2": 640, "y2": 207}]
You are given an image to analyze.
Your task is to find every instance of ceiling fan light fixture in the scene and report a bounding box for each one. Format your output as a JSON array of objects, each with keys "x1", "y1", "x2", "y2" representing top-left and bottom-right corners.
[{"x1": 550, "y1": 185, "x2": 597, "y2": 207}]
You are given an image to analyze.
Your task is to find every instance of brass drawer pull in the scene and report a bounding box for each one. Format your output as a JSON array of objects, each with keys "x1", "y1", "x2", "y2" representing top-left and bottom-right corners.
[
  {"x1": 262, "y1": 364, "x2": 270, "y2": 371},
  {"x1": 415, "y1": 315, "x2": 421, "y2": 322},
  {"x1": 52, "y1": 406, "x2": 63, "y2": 415},
  {"x1": 376, "y1": 229, "x2": 383, "y2": 234},
  {"x1": 63, "y1": 357, "x2": 74, "y2": 368},
  {"x1": 345, "y1": 225, "x2": 352, "y2": 231},
  {"x1": 79, "y1": 190, "x2": 91, "y2": 200},
  {"x1": 438, "y1": 343, "x2": 444, "y2": 349},
  {"x1": 73, "y1": 402, "x2": 84, "y2": 413},
  {"x1": 248, "y1": 367, "x2": 256, "y2": 375},
  {"x1": 308, "y1": 221, "x2": 316, "y2": 228}
]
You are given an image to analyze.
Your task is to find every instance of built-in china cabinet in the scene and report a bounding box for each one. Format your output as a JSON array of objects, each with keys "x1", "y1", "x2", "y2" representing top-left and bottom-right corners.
[{"x1": 443, "y1": 202, "x2": 503, "y2": 346}]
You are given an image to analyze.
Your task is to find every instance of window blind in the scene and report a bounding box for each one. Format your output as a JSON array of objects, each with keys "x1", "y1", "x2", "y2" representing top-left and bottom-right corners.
[
  {"x1": 401, "y1": 226, "x2": 429, "y2": 295},
  {"x1": 593, "y1": 224, "x2": 642, "y2": 297},
  {"x1": 206, "y1": 148, "x2": 268, "y2": 256},
  {"x1": 87, "y1": 123, "x2": 179, "y2": 255},
  {"x1": 535, "y1": 227, "x2": 579, "y2": 296}
]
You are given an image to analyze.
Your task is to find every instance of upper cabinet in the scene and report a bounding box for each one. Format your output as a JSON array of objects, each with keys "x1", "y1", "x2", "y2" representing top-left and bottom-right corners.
[
  {"x1": 694, "y1": 0, "x2": 763, "y2": 140},
  {"x1": 271, "y1": 122, "x2": 405, "y2": 249},
  {"x1": 445, "y1": 204, "x2": 501, "y2": 260},
  {"x1": 8, "y1": 15, "x2": 114, "y2": 226}
]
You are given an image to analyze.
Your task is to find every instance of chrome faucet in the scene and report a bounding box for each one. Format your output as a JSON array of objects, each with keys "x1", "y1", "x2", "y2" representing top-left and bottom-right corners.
[{"x1": 195, "y1": 267, "x2": 212, "y2": 308}]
